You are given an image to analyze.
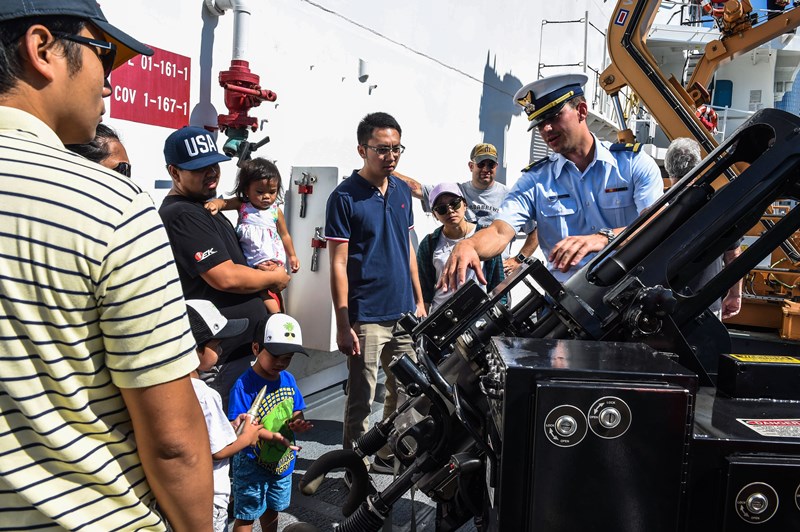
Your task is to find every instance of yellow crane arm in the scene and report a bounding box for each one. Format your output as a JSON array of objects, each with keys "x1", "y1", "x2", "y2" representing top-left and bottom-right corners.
[
  {"x1": 688, "y1": 6, "x2": 800, "y2": 93},
  {"x1": 600, "y1": 0, "x2": 800, "y2": 157},
  {"x1": 600, "y1": 0, "x2": 717, "y2": 153}
]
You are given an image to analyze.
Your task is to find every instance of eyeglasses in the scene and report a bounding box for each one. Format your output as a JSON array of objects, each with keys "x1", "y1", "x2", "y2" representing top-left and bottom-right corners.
[
  {"x1": 476, "y1": 161, "x2": 497, "y2": 170},
  {"x1": 536, "y1": 109, "x2": 565, "y2": 131},
  {"x1": 362, "y1": 144, "x2": 405, "y2": 157},
  {"x1": 52, "y1": 33, "x2": 117, "y2": 79},
  {"x1": 432, "y1": 197, "x2": 464, "y2": 215},
  {"x1": 112, "y1": 162, "x2": 131, "y2": 177}
]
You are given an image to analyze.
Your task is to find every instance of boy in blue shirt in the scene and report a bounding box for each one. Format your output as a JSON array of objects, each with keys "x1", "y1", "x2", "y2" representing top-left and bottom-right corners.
[{"x1": 228, "y1": 313, "x2": 313, "y2": 532}]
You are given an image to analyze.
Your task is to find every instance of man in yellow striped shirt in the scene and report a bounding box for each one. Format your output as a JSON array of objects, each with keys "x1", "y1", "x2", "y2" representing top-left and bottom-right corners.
[{"x1": 0, "y1": 1, "x2": 213, "y2": 530}]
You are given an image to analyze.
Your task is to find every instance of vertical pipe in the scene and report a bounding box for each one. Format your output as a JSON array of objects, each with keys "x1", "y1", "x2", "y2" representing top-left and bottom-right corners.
[
  {"x1": 232, "y1": 3, "x2": 250, "y2": 61},
  {"x1": 722, "y1": 106, "x2": 729, "y2": 141},
  {"x1": 611, "y1": 93, "x2": 628, "y2": 131},
  {"x1": 601, "y1": 23, "x2": 609, "y2": 115},
  {"x1": 537, "y1": 20, "x2": 546, "y2": 79},
  {"x1": 584, "y1": 11, "x2": 589, "y2": 74},
  {"x1": 206, "y1": 0, "x2": 251, "y2": 61}
]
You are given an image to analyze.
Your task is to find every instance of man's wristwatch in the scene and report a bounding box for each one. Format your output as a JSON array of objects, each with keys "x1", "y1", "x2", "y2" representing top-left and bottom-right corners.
[
  {"x1": 515, "y1": 253, "x2": 527, "y2": 263},
  {"x1": 597, "y1": 228, "x2": 615, "y2": 244}
]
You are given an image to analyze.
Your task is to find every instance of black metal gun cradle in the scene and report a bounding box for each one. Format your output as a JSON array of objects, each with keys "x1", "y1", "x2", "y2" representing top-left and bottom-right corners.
[{"x1": 301, "y1": 109, "x2": 800, "y2": 531}]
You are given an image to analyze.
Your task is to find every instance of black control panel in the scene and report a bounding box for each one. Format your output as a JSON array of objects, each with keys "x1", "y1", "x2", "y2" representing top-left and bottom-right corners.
[{"x1": 485, "y1": 337, "x2": 697, "y2": 532}]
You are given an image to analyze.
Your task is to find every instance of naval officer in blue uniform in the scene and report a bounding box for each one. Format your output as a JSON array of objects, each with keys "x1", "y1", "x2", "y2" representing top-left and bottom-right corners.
[{"x1": 441, "y1": 73, "x2": 663, "y2": 288}]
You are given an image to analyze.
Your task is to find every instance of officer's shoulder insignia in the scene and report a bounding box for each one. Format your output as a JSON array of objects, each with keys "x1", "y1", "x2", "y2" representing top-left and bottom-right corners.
[
  {"x1": 609, "y1": 142, "x2": 642, "y2": 153},
  {"x1": 521, "y1": 155, "x2": 550, "y2": 172}
]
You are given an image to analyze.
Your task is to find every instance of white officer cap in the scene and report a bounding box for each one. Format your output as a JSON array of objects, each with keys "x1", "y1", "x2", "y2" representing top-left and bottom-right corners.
[{"x1": 513, "y1": 73, "x2": 589, "y2": 131}]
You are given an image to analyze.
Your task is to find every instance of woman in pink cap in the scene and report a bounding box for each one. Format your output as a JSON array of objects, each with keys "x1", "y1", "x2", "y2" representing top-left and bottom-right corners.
[{"x1": 417, "y1": 182, "x2": 505, "y2": 312}]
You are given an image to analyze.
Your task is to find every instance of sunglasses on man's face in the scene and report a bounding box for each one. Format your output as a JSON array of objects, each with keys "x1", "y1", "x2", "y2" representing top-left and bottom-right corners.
[
  {"x1": 432, "y1": 197, "x2": 464, "y2": 215},
  {"x1": 476, "y1": 161, "x2": 497, "y2": 170},
  {"x1": 53, "y1": 33, "x2": 117, "y2": 79}
]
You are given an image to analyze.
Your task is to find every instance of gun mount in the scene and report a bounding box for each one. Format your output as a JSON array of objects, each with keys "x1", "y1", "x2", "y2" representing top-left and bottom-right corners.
[{"x1": 301, "y1": 109, "x2": 800, "y2": 530}]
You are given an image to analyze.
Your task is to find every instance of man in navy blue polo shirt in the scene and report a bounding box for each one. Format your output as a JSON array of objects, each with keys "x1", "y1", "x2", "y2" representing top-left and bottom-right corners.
[{"x1": 325, "y1": 112, "x2": 426, "y2": 474}]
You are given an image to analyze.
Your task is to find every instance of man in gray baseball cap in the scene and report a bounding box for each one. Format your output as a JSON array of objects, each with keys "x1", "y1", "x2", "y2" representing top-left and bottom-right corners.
[{"x1": 0, "y1": 2, "x2": 213, "y2": 530}]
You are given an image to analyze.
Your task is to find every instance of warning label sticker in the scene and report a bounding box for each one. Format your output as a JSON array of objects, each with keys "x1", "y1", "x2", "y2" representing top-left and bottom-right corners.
[
  {"x1": 737, "y1": 419, "x2": 800, "y2": 438},
  {"x1": 729, "y1": 354, "x2": 800, "y2": 364}
]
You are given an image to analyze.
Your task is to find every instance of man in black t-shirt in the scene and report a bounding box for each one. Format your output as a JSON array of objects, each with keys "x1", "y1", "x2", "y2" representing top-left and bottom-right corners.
[{"x1": 159, "y1": 126, "x2": 290, "y2": 403}]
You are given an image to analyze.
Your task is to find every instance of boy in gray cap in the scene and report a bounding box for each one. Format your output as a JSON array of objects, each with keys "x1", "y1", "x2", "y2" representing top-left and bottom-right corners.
[{"x1": 185, "y1": 300, "x2": 262, "y2": 532}]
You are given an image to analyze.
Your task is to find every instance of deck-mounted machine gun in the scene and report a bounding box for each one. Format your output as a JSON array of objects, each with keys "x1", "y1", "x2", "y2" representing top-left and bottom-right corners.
[{"x1": 301, "y1": 109, "x2": 800, "y2": 531}]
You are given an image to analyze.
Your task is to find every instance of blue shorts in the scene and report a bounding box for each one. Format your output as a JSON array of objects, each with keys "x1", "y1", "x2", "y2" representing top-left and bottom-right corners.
[{"x1": 232, "y1": 453, "x2": 293, "y2": 520}]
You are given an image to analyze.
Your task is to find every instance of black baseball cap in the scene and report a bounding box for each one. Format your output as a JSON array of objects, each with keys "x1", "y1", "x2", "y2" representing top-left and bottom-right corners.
[
  {"x1": 185, "y1": 300, "x2": 249, "y2": 347},
  {"x1": 0, "y1": 0, "x2": 154, "y2": 70}
]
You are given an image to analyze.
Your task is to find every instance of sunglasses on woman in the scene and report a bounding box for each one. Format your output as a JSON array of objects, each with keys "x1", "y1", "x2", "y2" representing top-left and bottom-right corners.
[{"x1": 433, "y1": 197, "x2": 464, "y2": 215}]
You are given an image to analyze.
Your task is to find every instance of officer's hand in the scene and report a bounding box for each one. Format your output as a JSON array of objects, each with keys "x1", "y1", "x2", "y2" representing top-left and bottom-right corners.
[
  {"x1": 548, "y1": 234, "x2": 607, "y2": 273},
  {"x1": 439, "y1": 241, "x2": 486, "y2": 293}
]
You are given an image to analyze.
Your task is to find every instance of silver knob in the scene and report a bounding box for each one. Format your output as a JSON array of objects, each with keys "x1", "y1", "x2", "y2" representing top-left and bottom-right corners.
[
  {"x1": 461, "y1": 331, "x2": 473, "y2": 346},
  {"x1": 746, "y1": 493, "x2": 768, "y2": 515},
  {"x1": 555, "y1": 415, "x2": 577, "y2": 437},
  {"x1": 599, "y1": 407, "x2": 621, "y2": 429}
]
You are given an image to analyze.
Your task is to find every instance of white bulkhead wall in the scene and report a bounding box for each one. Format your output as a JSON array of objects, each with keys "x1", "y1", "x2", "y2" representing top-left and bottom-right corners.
[
  {"x1": 100, "y1": 0, "x2": 616, "y2": 392},
  {"x1": 715, "y1": 50, "x2": 778, "y2": 133}
]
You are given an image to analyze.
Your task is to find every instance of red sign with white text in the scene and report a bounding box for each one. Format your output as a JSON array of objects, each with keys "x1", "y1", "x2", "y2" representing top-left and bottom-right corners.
[{"x1": 110, "y1": 46, "x2": 191, "y2": 129}]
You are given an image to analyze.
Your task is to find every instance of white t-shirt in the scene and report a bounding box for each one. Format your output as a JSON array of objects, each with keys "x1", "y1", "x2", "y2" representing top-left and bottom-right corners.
[
  {"x1": 192, "y1": 378, "x2": 238, "y2": 509},
  {"x1": 430, "y1": 227, "x2": 479, "y2": 312}
]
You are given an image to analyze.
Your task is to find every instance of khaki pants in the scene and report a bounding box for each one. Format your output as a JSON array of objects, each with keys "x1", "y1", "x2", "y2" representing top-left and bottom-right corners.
[{"x1": 343, "y1": 320, "x2": 415, "y2": 459}]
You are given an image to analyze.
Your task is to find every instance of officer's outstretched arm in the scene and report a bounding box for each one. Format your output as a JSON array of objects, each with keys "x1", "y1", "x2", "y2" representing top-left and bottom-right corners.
[{"x1": 440, "y1": 219, "x2": 516, "y2": 292}]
